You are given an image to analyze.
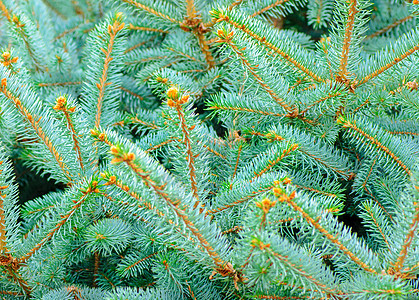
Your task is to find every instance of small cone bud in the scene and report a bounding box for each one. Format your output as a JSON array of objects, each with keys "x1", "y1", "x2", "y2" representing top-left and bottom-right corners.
[
  {"x1": 1, "y1": 52, "x2": 10, "y2": 60},
  {"x1": 166, "y1": 86, "x2": 179, "y2": 100},
  {"x1": 126, "y1": 152, "x2": 135, "y2": 161},
  {"x1": 283, "y1": 177, "x2": 292, "y2": 185},
  {"x1": 110, "y1": 146, "x2": 119, "y2": 154},
  {"x1": 167, "y1": 99, "x2": 176, "y2": 107},
  {"x1": 180, "y1": 94, "x2": 190, "y2": 104}
]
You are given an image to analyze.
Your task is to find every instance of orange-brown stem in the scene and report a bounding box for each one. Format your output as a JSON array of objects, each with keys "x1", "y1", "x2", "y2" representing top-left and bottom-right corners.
[
  {"x1": 338, "y1": 0, "x2": 358, "y2": 80},
  {"x1": 393, "y1": 203, "x2": 419, "y2": 273},
  {"x1": 339, "y1": 118, "x2": 411, "y2": 176},
  {"x1": 93, "y1": 252, "x2": 100, "y2": 287},
  {"x1": 252, "y1": 144, "x2": 298, "y2": 180},
  {"x1": 206, "y1": 185, "x2": 275, "y2": 215},
  {"x1": 38, "y1": 81, "x2": 81, "y2": 87},
  {"x1": 0, "y1": 162, "x2": 6, "y2": 251},
  {"x1": 250, "y1": 0, "x2": 291, "y2": 18},
  {"x1": 119, "y1": 86, "x2": 144, "y2": 100},
  {"x1": 95, "y1": 20, "x2": 125, "y2": 128},
  {"x1": 120, "y1": 0, "x2": 181, "y2": 24},
  {"x1": 365, "y1": 15, "x2": 413, "y2": 40},
  {"x1": 124, "y1": 251, "x2": 159, "y2": 271},
  {"x1": 232, "y1": 144, "x2": 242, "y2": 181},
  {"x1": 364, "y1": 205, "x2": 390, "y2": 249},
  {"x1": 63, "y1": 110, "x2": 84, "y2": 171},
  {"x1": 128, "y1": 24, "x2": 168, "y2": 33},
  {"x1": 176, "y1": 106, "x2": 199, "y2": 205},
  {"x1": 0, "y1": 0, "x2": 11, "y2": 22},
  {"x1": 358, "y1": 44, "x2": 419, "y2": 86}
]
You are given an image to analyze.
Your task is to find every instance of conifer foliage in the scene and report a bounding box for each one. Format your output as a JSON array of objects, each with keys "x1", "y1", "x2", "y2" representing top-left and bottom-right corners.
[{"x1": 0, "y1": 0, "x2": 418, "y2": 299}]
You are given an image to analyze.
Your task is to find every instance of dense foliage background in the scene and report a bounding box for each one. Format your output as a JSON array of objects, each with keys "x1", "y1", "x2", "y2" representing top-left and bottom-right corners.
[{"x1": 0, "y1": 0, "x2": 418, "y2": 299}]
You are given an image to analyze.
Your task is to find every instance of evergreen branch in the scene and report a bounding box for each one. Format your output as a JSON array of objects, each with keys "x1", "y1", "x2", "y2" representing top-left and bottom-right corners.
[
  {"x1": 130, "y1": 116, "x2": 160, "y2": 130},
  {"x1": 0, "y1": 168, "x2": 6, "y2": 251},
  {"x1": 219, "y1": 31, "x2": 295, "y2": 113},
  {"x1": 128, "y1": 24, "x2": 168, "y2": 33},
  {"x1": 119, "y1": 86, "x2": 144, "y2": 100},
  {"x1": 99, "y1": 184, "x2": 208, "y2": 257},
  {"x1": 319, "y1": 38, "x2": 334, "y2": 81},
  {"x1": 255, "y1": 295, "x2": 310, "y2": 299},
  {"x1": 204, "y1": 0, "x2": 246, "y2": 28},
  {"x1": 0, "y1": 0, "x2": 11, "y2": 22},
  {"x1": 294, "y1": 184, "x2": 339, "y2": 199},
  {"x1": 232, "y1": 144, "x2": 242, "y2": 180},
  {"x1": 194, "y1": 30, "x2": 215, "y2": 69},
  {"x1": 103, "y1": 134, "x2": 229, "y2": 270},
  {"x1": 264, "y1": 247, "x2": 339, "y2": 296},
  {"x1": 0, "y1": 79, "x2": 73, "y2": 184},
  {"x1": 386, "y1": 131, "x2": 419, "y2": 136},
  {"x1": 181, "y1": 0, "x2": 215, "y2": 68},
  {"x1": 207, "y1": 184, "x2": 275, "y2": 215},
  {"x1": 186, "y1": 0, "x2": 197, "y2": 19},
  {"x1": 222, "y1": 225, "x2": 243, "y2": 235},
  {"x1": 358, "y1": 44, "x2": 419, "y2": 86},
  {"x1": 337, "y1": 115, "x2": 412, "y2": 176},
  {"x1": 124, "y1": 37, "x2": 155, "y2": 54},
  {"x1": 1, "y1": 257, "x2": 31, "y2": 297},
  {"x1": 167, "y1": 47, "x2": 201, "y2": 63},
  {"x1": 98, "y1": 185, "x2": 173, "y2": 225},
  {"x1": 93, "y1": 252, "x2": 100, "y2": 287},
  {"x1": 146, "y1": 139, "x2": 173, "y2": 152},
  {"x1": 212, "y1": 9, "x2": 326, "y2": 83},
  {"x1": 363, "y1": 205, "x2": 391, "y2": 249},
  {"x1": 365, "y1": 15, "x2": 413, "y2": 40},
  {"x1": 124, "y1": 251, "x2": 159, "y2": 272},
  {"x1": 40, "y1": 0, "x2": 67, "y2": 19},
  {"x1": 338, "y1": 0, "x2": 358, "y2": 80},
  {"x1": 392, "y1": 202, "x2": 419, "y2": 273},
  {"x1": 352, "y1": 97, "x2": 369, "y2": 113},
  {"x1": 363, "y1": 186, "x2": 394, "y2": 222},
  {"x1": 249, "y1": 0, "x2": 292, "y2": 18},
  {"x1": 95, "y1": 19, "x2": 125, "y2": 129},
  {"x1": 118, "y1": 0, "x2": 182, "y2": 25},
  {"x1": 4, "y1": 11, "x2": 48, "y2": 72},
  {"x1": 0, "y1": 291, "x2": 23, "y2": 296},
  {"x1": 202, "y1": 144, "x2": 226, "y2": 159},
  {"x1": 360, "y1": 158, "x2": 377, "y2": 191},
  {"x1": 20, "y1": 190, "x2": 91, "y2": 263},
  {"x1": 252, "y1": 144, "x2": 298, "y2": 179},
  {"x1": 275, "y1": 280, "x2": 330, "y2": 297},
  {"x1": 263, "y1": 128, "x2": 351, "y2": 178},
  {"x1": 54, "y1": 23, "x2": 82, "y2": 40},
  {"x1": 53, "y1": 96, "x2": 84, "y2": 171},
  {"x1": 273, "y1": 187, "x2": 378, "y2": 274},
  {"x1": 37, "y1": 81, "x2": 82, "y2": 87},
  {"x1": 122, "y1": 158, "x2": 226, "y2": 266},
  {"x1": 175, "y1": 104, "x2": 199, "y2": 204},
  {"x1": 299, "y1": 91, "x2": 342, "y2": 115},
  {"x1": 210, "y1": 104, "x2": 285, "y2": 117}
]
